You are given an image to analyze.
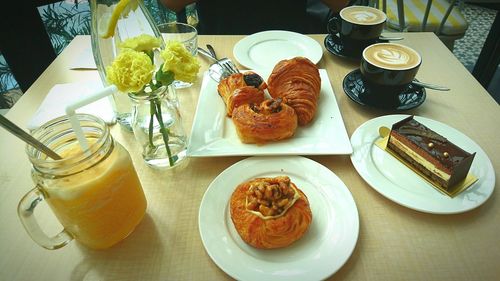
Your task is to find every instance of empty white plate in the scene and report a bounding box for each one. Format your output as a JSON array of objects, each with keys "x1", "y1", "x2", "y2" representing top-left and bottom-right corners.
[{"x1": 233, "y1": 30, "x2": 323, "y2": 70}]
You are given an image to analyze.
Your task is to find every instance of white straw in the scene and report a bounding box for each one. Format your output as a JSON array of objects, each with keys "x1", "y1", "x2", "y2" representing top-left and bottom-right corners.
[{"x1": 65, "y1": 85, "x2": 118, "y2": 153}]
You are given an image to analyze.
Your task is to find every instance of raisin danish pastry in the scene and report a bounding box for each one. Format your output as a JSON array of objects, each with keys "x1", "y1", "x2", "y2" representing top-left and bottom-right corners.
[
  {"x1": 230, "y1": 176, "x2": 312, "y2": 249},
  {"x1": 232, "y1": 98, "x2": 297, "y2": 144},
  {"x1": 267, "y1": 57, "x2": 321, "y2": 125},
  {"x1": 217, "y1": 71, "x2": 267, "y2": 116}
]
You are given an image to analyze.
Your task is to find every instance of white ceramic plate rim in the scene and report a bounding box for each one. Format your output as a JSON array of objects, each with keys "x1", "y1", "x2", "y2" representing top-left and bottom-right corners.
[
  {"x1": 350, "y1": 114, "x2": 495, "y2": 214},
  {"x1": 233, "y1": 30, "x2": 323, "y2": 70},
  {"x1": 198, "y1": 156, "x2": 359, "y2": 281},
  {"x1": 187, "y1": 69, "x2": 352, "y2": 157}
]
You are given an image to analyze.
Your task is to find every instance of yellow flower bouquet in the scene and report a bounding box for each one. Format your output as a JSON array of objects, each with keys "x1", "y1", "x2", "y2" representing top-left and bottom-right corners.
[{"x1": 106, "y1": 34, "x2": 200, "y2": 168}]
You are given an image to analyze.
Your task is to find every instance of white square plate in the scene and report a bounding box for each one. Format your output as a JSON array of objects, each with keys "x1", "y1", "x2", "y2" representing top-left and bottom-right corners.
[{"x1": 187, "y1": 69, "x2": 352, "y2": 157}]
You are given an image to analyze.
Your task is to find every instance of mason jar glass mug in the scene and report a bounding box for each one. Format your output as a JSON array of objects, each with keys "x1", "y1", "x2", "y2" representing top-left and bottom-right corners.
[{"x1": 17, "y1": 114, "x2": 147, "y2": 250}]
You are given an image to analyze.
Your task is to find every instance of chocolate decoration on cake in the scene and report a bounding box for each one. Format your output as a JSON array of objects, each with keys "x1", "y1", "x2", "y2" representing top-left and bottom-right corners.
[{"x1": 387, "y1": 116, "x2": 476, "y2": 190}]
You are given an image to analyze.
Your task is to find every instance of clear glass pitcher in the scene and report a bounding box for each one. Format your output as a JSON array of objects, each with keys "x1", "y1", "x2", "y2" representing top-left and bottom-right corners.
[
  {"x1": 18, "y1": 114, "x2": 147, "y2": 250},
  {"x1": 90, "y1": 0, "x2": 163, "y2": 131}
]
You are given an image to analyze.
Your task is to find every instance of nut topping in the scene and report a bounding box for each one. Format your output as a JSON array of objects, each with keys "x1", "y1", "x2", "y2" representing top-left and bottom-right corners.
[{"x1": 245, "y1": 176, "x2": 298, "y2": 217}]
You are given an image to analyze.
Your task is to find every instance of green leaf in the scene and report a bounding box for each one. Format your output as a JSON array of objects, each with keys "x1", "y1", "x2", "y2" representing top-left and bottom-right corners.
[
  {"x1": 144, "y1": 50, "x2": 154, "y2": 62},
  {"x1": 155, "y1": 65, "x2": 175, "y2": 86}
]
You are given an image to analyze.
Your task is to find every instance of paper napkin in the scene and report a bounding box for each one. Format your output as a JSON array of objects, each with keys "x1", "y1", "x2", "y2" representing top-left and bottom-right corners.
[
  {"x1": 27, "y1": 81, "x2": 116, "y2": 130},
  {"x1": 69, "y1": 46, "x2": 97, "y2": 70}
]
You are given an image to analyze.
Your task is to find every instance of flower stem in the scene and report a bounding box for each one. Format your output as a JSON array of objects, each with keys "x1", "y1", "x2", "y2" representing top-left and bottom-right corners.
[
  {"x1": 153, "y1": 97, "x2": 174, "y2": 166},
  {"x1": 148, "y1": 101, "x2": 155, "y2": 148}
]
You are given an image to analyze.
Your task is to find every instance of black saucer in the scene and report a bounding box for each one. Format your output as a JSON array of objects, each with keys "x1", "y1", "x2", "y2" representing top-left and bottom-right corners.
[
  {"x1": 324, "y1": 34, "x2": 388, "y2": 60},
  {"x1": 342, "y1": 69, "x2": 426, "y2": 111}
]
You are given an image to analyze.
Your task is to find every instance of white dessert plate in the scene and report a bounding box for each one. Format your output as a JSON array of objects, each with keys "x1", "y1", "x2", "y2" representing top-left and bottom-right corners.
[
  {"x1": 350, "y1": 114, "x2": 495, "y2": 214},
  {"x1": 198, "y1": 156, "x2": 359, "y2": 281},
  {"x1": 233, "y1": 30, "x2": 323, "y2": 71},
  {"x1": 187, "y1": 69, "x2": 352, "y2": 157}
]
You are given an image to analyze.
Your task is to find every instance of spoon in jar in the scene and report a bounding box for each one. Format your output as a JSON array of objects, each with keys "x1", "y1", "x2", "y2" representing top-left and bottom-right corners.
[{"x1": 0, "y1": 115, "x2": 62, "y2": 160}]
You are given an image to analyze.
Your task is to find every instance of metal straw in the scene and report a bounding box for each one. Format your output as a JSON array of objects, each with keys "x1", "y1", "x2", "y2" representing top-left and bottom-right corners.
[{"x1": 0, "y1": 114, "x2": 62, "y2": 160}]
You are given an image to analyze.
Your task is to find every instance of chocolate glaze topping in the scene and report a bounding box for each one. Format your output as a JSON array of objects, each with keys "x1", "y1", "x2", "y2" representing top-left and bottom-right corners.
[{"x1": 392, "y1": 117, "x2": 473, "y2": 169}]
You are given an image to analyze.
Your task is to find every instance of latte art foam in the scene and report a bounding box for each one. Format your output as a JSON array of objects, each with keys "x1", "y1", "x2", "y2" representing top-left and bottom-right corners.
[
  {"x1": 340, "y1": 6, "x2": 386, "y2": 25},
  {"x1": 363, "y1": 43, "x2": 421, "y2": 70},
  {"x1": 374, "y1": 49, "x2": 410, "y2": 66},
  {"x1": 351, "y1": 11, "x2": 379, "y2": 23}
]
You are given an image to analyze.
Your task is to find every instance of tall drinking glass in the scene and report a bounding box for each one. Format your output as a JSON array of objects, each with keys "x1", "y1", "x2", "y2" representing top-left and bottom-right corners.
[{"x1": 157, "y1": 22, "x2": 198, "y2": 89}]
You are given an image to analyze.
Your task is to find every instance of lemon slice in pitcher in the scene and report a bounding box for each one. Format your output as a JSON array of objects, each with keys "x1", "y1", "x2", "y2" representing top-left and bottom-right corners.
[{"x1": 99, "y1": 0, "x2": 138, "y2": 39}]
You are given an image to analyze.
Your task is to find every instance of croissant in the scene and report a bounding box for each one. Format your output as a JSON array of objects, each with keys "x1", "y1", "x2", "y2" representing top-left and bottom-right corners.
[
  {"x1": 267, "y1": 57, "x2": 321, "y2": 125},
  {"x1": 217, "y1": 71, "x2": 267, "y2": 116},
  {"x1": 232, "y1": 98, "x2": 298, "y2": 144},
  {"x1": 230, "y1": 176, "x2": 312, "y2": 249}
]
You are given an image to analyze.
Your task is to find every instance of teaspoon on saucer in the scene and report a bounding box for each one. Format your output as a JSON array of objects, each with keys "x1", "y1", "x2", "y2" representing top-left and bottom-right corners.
[
  {"x1": 379, "y1": 35, "x2": 404, "y2": 41},
  {"x1": 411, "y1": 80, "x2": 450, "y2": 91}
]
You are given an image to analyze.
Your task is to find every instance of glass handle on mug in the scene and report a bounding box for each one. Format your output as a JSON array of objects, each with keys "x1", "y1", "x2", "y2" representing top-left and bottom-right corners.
[
  {"x1": 327, "y1": 16, "x2": 341, "y2": 35},
  {"x1": 17, "y1": 186, "x2": 73, "y2": 250}
]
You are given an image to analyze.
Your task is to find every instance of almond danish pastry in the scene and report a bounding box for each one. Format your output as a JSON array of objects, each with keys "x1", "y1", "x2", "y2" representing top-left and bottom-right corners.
[
  {"x1": 232, "y1": 98, "x2": 298, "y2": 144},
  {"x1": 267, "y1": 57, "x2": 321, "y2": 125},
  {"x1": 217, "y1": 71, "x2": 267, "y2": 116},
  {"x1": 230, "y1": 176, "x2": 312, "y2": 249}
]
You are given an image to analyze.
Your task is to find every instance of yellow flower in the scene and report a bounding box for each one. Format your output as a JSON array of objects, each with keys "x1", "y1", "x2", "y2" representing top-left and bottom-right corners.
[
  {"x1": 106, "y1": 49, "x2": 154, "y2": 93},
  {"x1": 119, "y1": 34, "x2": 161, "y2": 52},
  {"x1": 160, "y1": 41, "x2": 200, "y2": 83}
]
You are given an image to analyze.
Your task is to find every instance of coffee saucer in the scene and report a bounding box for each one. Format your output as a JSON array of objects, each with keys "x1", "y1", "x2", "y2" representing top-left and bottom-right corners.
[
  {"x1": 343, "y1": 69, "x2": 426, "y2": 111},
  {"x1": 324, "y1": 34, "x2": 387, "y2": 60}
]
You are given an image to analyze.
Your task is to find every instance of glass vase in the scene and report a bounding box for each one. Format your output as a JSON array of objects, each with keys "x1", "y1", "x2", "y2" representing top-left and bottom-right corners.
[
  {"x1": 90, "y1": 0, "x2": 162, "y2": 131},
  {"x1": 128, "y1": 85, "x2": 188, "y2": 169}
]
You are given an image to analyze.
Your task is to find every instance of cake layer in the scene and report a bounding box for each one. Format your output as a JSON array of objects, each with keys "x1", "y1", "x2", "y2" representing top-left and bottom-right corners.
[
  {"x1": 387, "y1": 116, "x2": 475, "y2": 190},
  {"x1": 388, "y1": 136, "x2": 450, "y2": 184}
]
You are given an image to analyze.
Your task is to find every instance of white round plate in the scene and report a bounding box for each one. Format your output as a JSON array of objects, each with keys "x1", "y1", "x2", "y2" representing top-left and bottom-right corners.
[
  {"x1": 350, "y1": 114, "x2": 495, "y2": 214},
  {"x1": 233, "y1": 30, "x2": 323, "y2": 70},
  {"x1": 199, "y1": 156, "x2": 359, "y2": 281}
]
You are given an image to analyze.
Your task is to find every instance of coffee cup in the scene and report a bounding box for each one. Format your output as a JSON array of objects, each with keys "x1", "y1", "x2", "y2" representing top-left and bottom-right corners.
[
  {"x1": 360, "y1": 43, "x2": 422, "y2": 97},
  {"x1": 327, "y1": 6, "x2": 387, "y2": 54}
]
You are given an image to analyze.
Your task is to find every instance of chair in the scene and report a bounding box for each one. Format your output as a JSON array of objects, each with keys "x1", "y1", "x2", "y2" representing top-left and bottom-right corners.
[
  {"x1": 374, "y1": 0, "x2": 469, "y2": 50},
  {"x1": 472, "y1": 10, "x2": 500, "y2": 90}
]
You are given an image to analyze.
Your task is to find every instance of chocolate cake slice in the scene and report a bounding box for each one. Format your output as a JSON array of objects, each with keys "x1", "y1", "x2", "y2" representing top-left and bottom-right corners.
[{"x1": 387, "y1": 116, "x2": 475, "y2": 190}]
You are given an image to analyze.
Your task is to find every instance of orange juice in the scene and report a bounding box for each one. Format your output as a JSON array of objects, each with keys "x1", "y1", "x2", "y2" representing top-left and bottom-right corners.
[
  {"x1": 41, "y1": 141, "x2": 147, "y2": 249},
  {"x1": 19, "y1": 114, "x2": 147, "y2": 250}
]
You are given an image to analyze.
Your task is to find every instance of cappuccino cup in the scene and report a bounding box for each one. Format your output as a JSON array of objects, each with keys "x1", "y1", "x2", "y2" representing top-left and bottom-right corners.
[
  {"x1": 327, "y1": 6, "x2": 387, "y2": 54},
  {"x1": 360, "y1": 43, "x2": 422, "y2": 97}
]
